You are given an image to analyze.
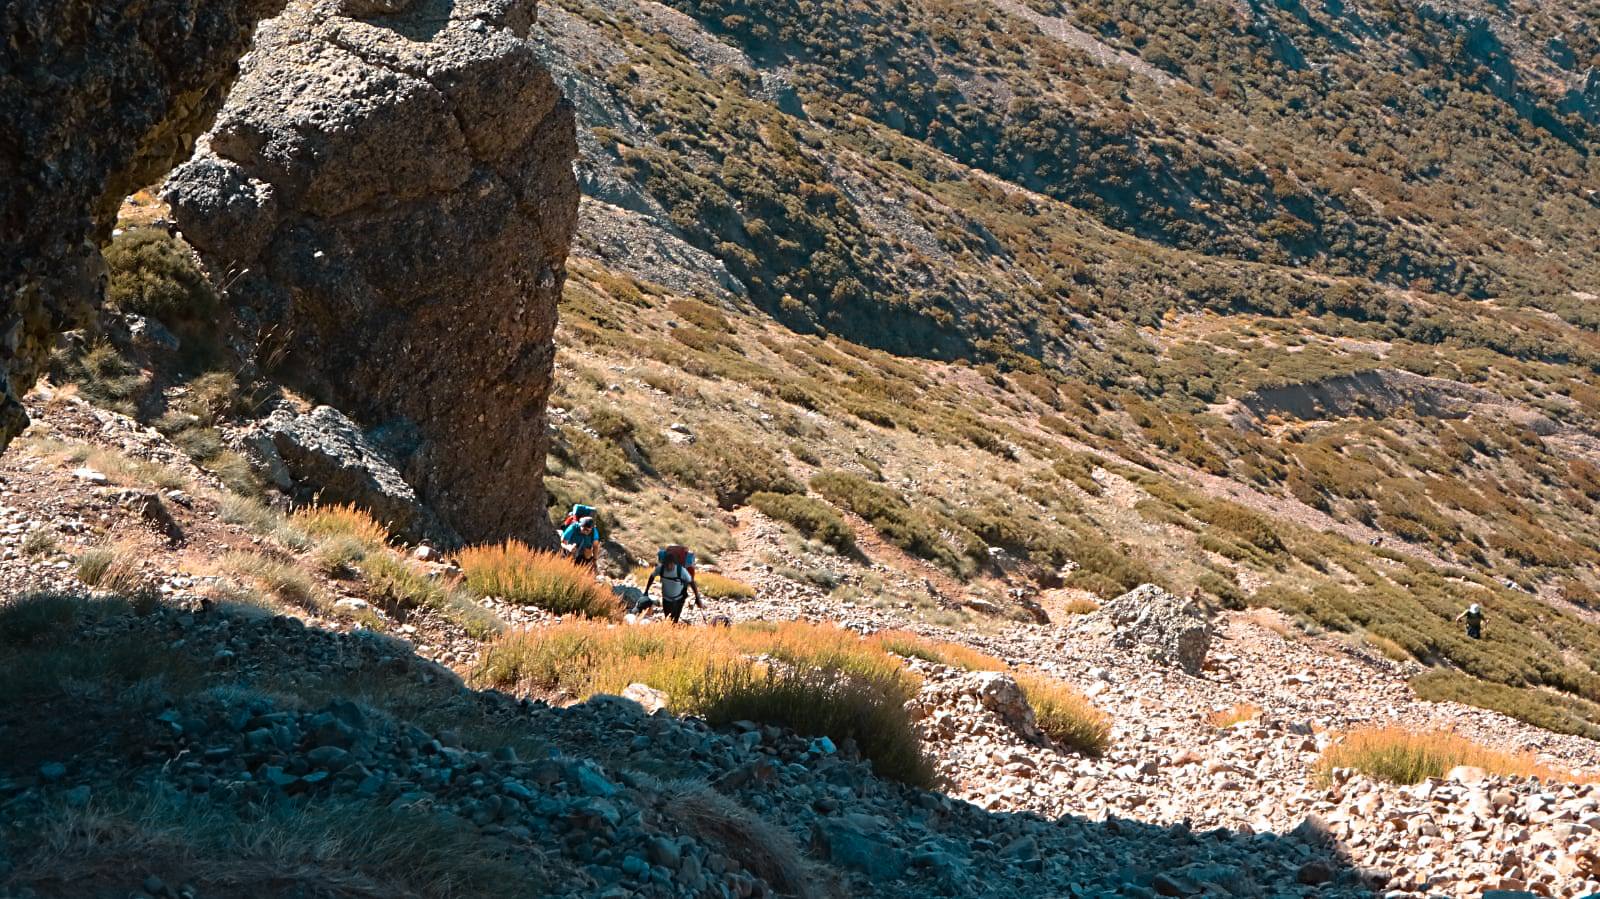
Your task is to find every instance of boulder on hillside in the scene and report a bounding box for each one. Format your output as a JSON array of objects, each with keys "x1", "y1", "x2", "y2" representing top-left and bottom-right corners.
[
  {"x1": 164, "y1": 0, "x2": 579, "y2": 546},
  {"x1": 240, "y1": 404, "x2": 454, "y2": 545},
  {"x1": 0, "y1": 0, "x2": 287, "y2": 453},
  {"x1": 1102, "y1": 584, "x2": 1212, "y2": 675}
]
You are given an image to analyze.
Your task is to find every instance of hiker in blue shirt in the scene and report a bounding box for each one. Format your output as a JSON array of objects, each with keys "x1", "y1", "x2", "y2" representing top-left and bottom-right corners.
[{"x1": 560, "y1": 516, "x2": 600, "y2": 571}]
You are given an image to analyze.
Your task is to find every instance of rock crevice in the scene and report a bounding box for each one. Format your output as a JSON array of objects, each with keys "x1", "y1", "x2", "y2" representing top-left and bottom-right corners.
[{"x1": 0, "y1": 0, "x2": 288, "y2": 451}]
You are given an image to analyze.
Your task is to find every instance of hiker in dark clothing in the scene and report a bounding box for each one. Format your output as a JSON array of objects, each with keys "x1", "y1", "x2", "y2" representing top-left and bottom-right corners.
[
  {"x1": 1455, "y1": 603, "x2": 1484, "y2": 640},
  {"x1": 645, "y1": 546, "x2": 703, "y2": 624}
]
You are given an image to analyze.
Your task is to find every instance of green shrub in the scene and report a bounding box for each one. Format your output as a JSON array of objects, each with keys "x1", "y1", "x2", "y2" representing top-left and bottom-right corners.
[
  {"x1": 810, "y1": 471, "x2": 982, "y2": 574},
  {"x1": 103, "y1": 227, "x2": 218, "y2": 325},
  {"x1": 749, "y1": 491, "x2": 855, "y2": 551}
]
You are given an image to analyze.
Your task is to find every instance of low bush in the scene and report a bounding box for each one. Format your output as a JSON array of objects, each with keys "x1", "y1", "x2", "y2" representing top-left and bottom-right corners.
[
  {"x1": 748, "y1": 491, "x2": 855, "y2": 552},
  {"x1": 1317, "y1": 727, "x2": 1588, "y2": 785},
  {"x1": 1059, "y1": 598, "x2": 1101, "y2": 615},
  {"x1": 1014, "y1": 671, "x2": 1112, "y2": 756},
  {"x1": 0, "y1": 593, "x2": 98, "y2": 646},
  {"x1": 472, "y1": 621, "x2": 931, "y2": 785},
  {"x1": 103, "y1": 227, "x2": 218, "y2": 325},
  {"x1": 1411, "y1": 670, "x2": 1600, "y2": 740},
  {"x1": 458, "y1": 541, "x2": 619, "y2": 619},
  {"x1": 50, "y1": 342, "x2": 148, "y2": 416}
]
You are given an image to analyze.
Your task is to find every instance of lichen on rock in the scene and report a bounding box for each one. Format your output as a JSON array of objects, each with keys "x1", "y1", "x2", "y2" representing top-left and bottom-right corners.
[{"x1": 164, "y1": 0, "x2": 580, "y2": 546}]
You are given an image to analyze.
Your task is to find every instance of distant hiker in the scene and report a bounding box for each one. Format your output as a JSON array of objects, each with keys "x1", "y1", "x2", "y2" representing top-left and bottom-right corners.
[
  {"x1": 645, "y1": 545, "x2": 703, "y2": 624},
  {"x1": 1455, "y1": 603, "x2": 1484, "y2": 640},
  {"x1": 560, "y1": 516, "x2": 601, "y2": 571}
]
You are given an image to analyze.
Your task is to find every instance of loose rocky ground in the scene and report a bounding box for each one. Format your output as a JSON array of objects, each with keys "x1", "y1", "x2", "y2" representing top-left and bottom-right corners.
[{"x1": 5, "y1": 392, "x2": 1600, "y2": 897}]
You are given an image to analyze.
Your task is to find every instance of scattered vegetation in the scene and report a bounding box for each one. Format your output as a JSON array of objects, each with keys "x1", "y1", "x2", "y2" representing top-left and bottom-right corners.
[{"x1": 748, "y1": 491, "x2": 855, "y2": 552}]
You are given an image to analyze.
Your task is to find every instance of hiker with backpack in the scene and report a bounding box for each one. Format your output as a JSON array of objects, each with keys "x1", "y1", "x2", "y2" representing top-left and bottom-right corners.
[
  {"x1": 1454, "y1": 603, "x2": 1484, "y2": 640},
  {"x1": 645, "y1": 545, "x2": 703, "y2": 624},
  {"x1": 560, "y1": 515, "x2": 601, "y2": 572}
]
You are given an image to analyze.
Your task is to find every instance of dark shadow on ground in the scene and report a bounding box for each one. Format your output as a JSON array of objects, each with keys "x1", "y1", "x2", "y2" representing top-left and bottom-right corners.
[{"x1": 0, "y1": 593, "x2": 1376, "y2": 898}]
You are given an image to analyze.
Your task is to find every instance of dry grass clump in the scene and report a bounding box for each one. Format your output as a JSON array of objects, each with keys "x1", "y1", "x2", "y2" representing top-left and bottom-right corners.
[
  {"x1": 21, "y1": 528, "x2": 59, "y2": 559},
  {"x1": 1207, "y1": 702, "x2": 1262, "y2": 729},
  {"x1": 1362, "y1": 633, "x2": 1411, "y2": 662},
  {"x1": 869, "y1": 630, "x2": 1006, "y2": 672},
  {"x1": 458, "y1": 541, "x2": 619, "y2": 619},
  {"x1": 472, "y1": 621, "x2": 931, "y2": 785},
  {"x1": 74, "y1": 545, "x2": 147, "y2": 594},
  {"x1": 657, "y1": 779, "x2": 831, "y2": 899},
  {"x1": 290, "y1": 504, "x2": 390, "y2": 548},
  {"x1": 1059, "y1": 598, "x2": 1101, "y2": 615},
  {"x1": 1317, "y1": 727, "x2": 1592, "y2": 785},
  {"x1": 726, "y1": 621, "x2": 917, "y2": 700},
  {"x1": 223, "y1": 551, "x2": 325, "y2": 613},
  {"x1": 1013, "y1": 670, "x2": 1112, "y2": 756}
]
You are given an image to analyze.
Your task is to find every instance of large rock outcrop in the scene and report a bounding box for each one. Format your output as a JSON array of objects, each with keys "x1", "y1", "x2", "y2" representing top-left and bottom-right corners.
[
  {"x1": 164, "y1": 0, "x2": 579, "y2": 546},
  {"x1": 1102, "y1": 584, "x2": 1212, "y2": 676},
  {"x1": 0, "y1": 0, "x2": 286, "y2": 452},
  {"x1": 240, "y1": 404, "x2": 453, "y2": 545}
]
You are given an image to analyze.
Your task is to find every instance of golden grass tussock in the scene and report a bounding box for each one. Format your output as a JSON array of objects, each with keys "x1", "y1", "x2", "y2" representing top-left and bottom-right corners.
[
  {"x1": 1013, "y1": 670, "x2": 1112, "y2": 757},
  {"x1": 1059, "y1": 598, "x2": 1101, "y2": 615},
  {"x1": 458, "y1": 540, "x2": 619, "y2": 619},
  {"x1": 472, "y1": 620, "x2": 931, "y2": 785},
  {"x1": 289, "y1": 503, "x2": 390, "y2": 548},
  {"x1": 1318, "y1": 727, "x2": 1596, "y2": 785},
  {"x1": 1207, "y1": 702, "x2": 1262, "y2": 729}
]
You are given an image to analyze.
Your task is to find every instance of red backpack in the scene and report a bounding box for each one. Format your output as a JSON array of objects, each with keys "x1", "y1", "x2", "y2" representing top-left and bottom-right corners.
[{"x1": 658, "y1": 544, "x2": 696, "y2": 576}]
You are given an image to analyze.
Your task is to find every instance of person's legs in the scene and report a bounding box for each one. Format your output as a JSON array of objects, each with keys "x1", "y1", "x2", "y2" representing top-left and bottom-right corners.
[
  {"x1": 1467, "y1": 622, "x2": 1482, "y2": 640},
  {"x1": 663, "y1": 599, "x2": 685, "y2": 623}
]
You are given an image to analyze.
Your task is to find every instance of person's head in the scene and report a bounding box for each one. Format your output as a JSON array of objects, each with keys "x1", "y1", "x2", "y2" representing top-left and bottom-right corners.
[
  {"x1": 1469, "y1": 603, "x2": 1481, "y2": 614},
  {"x1": 579, "y1": 517, "x2": 595, "y2": 534}
]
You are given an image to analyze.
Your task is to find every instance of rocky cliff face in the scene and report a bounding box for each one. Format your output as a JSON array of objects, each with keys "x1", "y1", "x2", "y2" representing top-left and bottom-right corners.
[
  {"x1": 0, "y1": 0, "x2": 286, "y2": 452},
  {"x1": 164, "y1": 0, "x2": 579, "y2": 546}
]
